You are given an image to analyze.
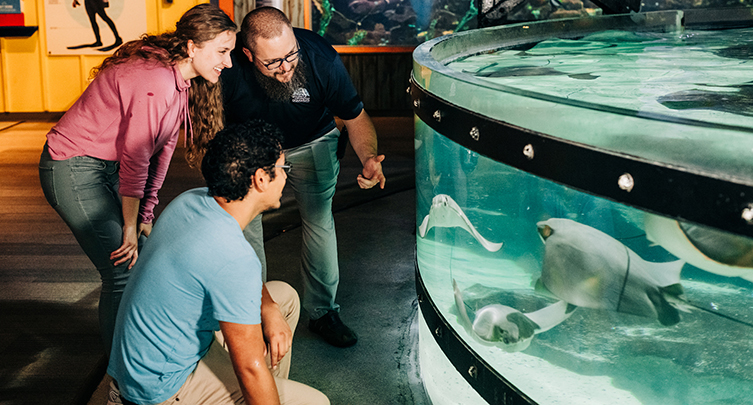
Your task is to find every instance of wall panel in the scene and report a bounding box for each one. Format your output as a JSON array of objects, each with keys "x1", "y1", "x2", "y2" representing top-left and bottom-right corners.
[
  {"x1": 0, "y1": 0, "x2": 204, "y2": 113},
  {"x1": 3, "y1": 34, "x2": 43, "y2": 111},
  {"x1": 46, "y1": 56, "x2": 85, "y2": 110},
  {"x1": 340, "y1": 52, "x2": 413, "y2": 114},
  {"x1": 0, "y1": 0, "x2": 411, "y2": 114}
]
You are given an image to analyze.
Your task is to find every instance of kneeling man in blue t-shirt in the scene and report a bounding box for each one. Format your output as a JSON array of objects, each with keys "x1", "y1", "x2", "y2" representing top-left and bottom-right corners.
[{"x1": 107, "y1": 120, "x2": 329, "y2": 405}]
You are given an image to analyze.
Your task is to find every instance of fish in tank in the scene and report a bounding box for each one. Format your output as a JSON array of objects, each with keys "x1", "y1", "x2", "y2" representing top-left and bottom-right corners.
[
  {"x1": 446, "y1": 27, "x2": 753, "y2": 127},
  {"x1": 310, "y1": 0, "x2": 482, "y2": 46},
  {"x1": 415, "y1": 119, "x2": 753, "y2": 404}
]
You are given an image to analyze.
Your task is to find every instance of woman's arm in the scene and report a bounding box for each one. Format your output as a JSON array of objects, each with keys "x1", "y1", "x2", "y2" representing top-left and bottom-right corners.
[{"x1": 110, "y1": 196, "x2": 141, "y2": 268}]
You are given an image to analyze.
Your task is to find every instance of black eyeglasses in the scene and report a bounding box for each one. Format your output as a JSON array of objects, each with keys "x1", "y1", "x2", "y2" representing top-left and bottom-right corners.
[
  {"x1": 274, "y1": 163, "x2": 292, "y2": 173},
  {"x1": 259, "y1": 42, "x2": 300, "y2": 70}
]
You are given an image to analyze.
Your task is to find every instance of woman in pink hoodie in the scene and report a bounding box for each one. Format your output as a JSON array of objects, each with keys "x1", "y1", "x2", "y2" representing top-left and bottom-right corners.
[{"x1": 39, "y1": 4, "x2": 236, "y2": 354}]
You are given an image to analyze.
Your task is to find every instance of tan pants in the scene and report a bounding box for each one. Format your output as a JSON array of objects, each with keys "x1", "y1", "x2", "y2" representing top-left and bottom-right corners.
[{"x1": 156, "y1": 281, "x2": 329, "y2": 405}]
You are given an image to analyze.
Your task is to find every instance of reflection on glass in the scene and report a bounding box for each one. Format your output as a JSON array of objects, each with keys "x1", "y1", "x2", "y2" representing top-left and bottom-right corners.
[
  {"x1": 416, "y1": 115, "x2": 753, "y2": 403},
  {"x1": 309, "y1": 0, "x2": 753, "y2": 46},
  {"x1": 641, "y1": 0, "x2": 753, "y2": 11},
  {"x1": 446, "y1": 28, "x2": 753, "y2": 126},
  {"x1": 433, "y1": 27, "x2": 753, "y2": 193}
]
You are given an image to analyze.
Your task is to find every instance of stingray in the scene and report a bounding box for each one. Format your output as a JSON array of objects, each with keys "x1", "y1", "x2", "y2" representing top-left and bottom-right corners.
[
  {"x1": 418, "y1": 194, "x2": 503, "y2": 252},
  {"x1": 453, "y1": 279, "x2": 576, "y2": 352},
  {"x1": 644, "y1": 213, "x2": 753, "y2": 283},
  {"x1": 537, "y1": 218, "x2": 689, "y2": 326},
  {"x1": 657, "y1": 83, "x2": 753, "y2": 117},
  {"x1": 465, "y1": 65, "x2": 599, "y2": 80}
]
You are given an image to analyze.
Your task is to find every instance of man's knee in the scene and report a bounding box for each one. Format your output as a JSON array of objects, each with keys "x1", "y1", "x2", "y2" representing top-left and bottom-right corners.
[
  {"x1": 275, "y1": 378, "x2": 330, "y2": 405},
  {"x1": 265, "y1": 281, "x2": 300, "y2": 324},
  {"x1": 309, "y1": 389, "x2": 330, "y2": 405}
]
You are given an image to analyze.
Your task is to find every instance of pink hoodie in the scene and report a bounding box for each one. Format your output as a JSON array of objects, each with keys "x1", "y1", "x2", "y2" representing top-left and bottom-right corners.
[{"x1": 46, "y1": 58, "x2": 191, "y2": 224}]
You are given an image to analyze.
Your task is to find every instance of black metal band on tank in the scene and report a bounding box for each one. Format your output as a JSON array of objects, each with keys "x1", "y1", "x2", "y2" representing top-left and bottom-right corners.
[
  {"x1": 414, "y1": 257, "x2": 538, "y2": 405},
  {"x1": 409, "y1": 79, "x2": 753, "y2": 239}
]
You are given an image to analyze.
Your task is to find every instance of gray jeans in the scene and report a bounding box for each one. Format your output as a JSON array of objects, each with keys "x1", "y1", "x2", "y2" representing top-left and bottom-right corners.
[
  {"x1": 39, "y1": 145, "x2": 137, "y2": 354},
  {"x1": 244, "y1": 129, "x2": 341, "y2": 320}
]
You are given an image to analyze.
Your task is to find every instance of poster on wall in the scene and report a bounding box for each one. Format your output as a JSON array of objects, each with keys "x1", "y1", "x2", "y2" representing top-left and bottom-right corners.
[{"x1": 44, "y1": 0, "x2": 146, "y2": 55}]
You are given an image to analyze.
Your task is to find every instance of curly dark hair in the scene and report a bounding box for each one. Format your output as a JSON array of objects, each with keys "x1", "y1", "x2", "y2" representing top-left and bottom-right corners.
[{"x1": 201, "y1": 120, "x2": 284, "y2": 202}]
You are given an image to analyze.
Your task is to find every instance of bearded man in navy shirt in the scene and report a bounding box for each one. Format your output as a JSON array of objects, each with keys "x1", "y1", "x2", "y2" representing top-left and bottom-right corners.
[{"x1": 220, "y1": 6, "x2": 386, "y2": 348}]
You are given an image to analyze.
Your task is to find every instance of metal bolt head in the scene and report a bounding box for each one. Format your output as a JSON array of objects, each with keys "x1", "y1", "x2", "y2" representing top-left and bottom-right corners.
[
  {"x1": 434, "y1": 326, "x2": 442, "y2": 337},
  {"x1": 523, "y1": 144, "x2": 534, "y2": 160},
  {"x1": 743, "y1": 204, "x2": 753, "y2": 223},
  {"x1": 413, "y1": 99, "x2": 420, "y2": 108},
  {"x1": 433, "y1": 110, "x2": 443, "y2": 122},
  {"x1": 406, "y1": 86, "x2": 411, "y2": 95},
  {"x1": 618, "y1": 173, "x2": 634, "y2": 192},
  {"x1": 468, "y1": 365, "x2": 478, "y2": 379},
  {"x1": 470, "y1": 126, "x2": 480, "y2": 141}
]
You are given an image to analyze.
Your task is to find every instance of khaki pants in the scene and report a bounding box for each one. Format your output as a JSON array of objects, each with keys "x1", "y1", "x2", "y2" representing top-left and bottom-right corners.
[{"x1": 155, "y1": 281, "x2": 329, "y2": 405}]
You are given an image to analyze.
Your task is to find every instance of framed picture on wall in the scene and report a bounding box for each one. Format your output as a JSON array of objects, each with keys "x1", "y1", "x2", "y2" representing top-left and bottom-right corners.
[{"x1": 44, "y1": 0, "x2": 146, "y2": 55}]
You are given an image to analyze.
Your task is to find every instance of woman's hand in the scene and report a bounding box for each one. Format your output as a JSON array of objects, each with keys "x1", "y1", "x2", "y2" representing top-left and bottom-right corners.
[
  {"x1": 110, "y1": 225, "x2": 140, "y2": 269},
  {"x1": 139, "y1": 222, "x2": 153, "y2": 238},
  {"x1": 113, "y1": 196, "x2": 147, "y2": 269}
]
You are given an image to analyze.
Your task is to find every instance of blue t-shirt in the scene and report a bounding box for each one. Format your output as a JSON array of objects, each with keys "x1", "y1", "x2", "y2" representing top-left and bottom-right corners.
[
  {"x1": 107, "y1": 188, "x2": 262, "y2": 404},
  {"x1": 221, "y1": 28, "x2": 364, "y2": 149}
]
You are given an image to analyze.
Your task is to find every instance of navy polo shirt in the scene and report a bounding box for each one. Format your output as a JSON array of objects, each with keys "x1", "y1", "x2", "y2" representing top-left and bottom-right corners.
[{"x1": 221, "y1": 28, "x2": 364, "y2": 149}]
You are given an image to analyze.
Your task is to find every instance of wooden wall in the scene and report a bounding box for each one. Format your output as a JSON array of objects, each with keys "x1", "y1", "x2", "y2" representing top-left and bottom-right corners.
[
  {"x1": 340, "y1": 52, "x2": 413, "y2": 115},
  {"x1": 0, "y1": 0, "x2": 412, "y2": 115},
  {"x1": 0, "y1": 0, "x2": 207, "y2": 113}
]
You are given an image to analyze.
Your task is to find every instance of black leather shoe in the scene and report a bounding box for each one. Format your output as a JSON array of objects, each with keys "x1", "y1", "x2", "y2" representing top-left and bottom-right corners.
[{"x1": 308, "y1": 311, "x2": 358, "y2": 347}]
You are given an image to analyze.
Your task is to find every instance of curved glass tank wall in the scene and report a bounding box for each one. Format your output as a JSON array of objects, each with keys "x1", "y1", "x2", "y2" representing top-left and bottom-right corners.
[{"x1": 412, "y1": 9, "x2": 753, "y2": 405}]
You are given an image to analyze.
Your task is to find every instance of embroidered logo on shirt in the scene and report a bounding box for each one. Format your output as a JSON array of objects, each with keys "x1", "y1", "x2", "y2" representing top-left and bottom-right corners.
[{"x1": 291, "y1": 88, "x2": 310, "y2": 103}]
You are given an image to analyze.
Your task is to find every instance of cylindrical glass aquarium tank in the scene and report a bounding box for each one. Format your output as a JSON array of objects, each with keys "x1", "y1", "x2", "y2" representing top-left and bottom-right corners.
[{"x1": 412, "y1": 8, "x2": 753, "y2": 405}]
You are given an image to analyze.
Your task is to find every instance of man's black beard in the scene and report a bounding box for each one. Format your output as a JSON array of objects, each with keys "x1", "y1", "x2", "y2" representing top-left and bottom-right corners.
[{"x1": 253, "y1": 58, "x2": 308, "y2": 103}]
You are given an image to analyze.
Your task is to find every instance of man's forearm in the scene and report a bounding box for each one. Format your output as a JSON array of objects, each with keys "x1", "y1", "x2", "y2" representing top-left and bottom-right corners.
[
  {"x1": 343, "y1": 109, "x2": 378, "y2": 165},
  {"x1": 221, "y1": 321, "x2": 281, "y2": 405},
  {"x1": 342, "y1": 109, "x2": 386, "y2": 189},
  {"x1": 259, "y1": 284, "x2": 292, "y2": 369},
  {"x1": 234, "y1": 363, "x2": 280, "y2": 405}
]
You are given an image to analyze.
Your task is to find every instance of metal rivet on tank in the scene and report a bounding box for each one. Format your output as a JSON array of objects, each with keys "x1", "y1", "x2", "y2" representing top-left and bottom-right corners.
[
  {"x1": 434, "y1": 326, "x2": 442, "y2": 337},
  {"x1": 618, "y1": 173, "x2": 634, "y2": 192},
  {"x1": 406, "y1": 86, "x2": 411, "y2": 95},
  {"x1": 413, "y1": 99, "x2": 420, "y2": 108},
  {"x1": 742, "y1": 204, "x2": 753, "y2": 223},
  {"x1": 523, "y1": 144, "x2": 534, "y2": 160},
  {"x1": 433, "y1": 110, "x2": 443, "y2": 122},
  {"x1": 468, "y1": 365, "x2": 478, "y2": 379},
  {"x1": 470, "y1": 126, "x2": 480, "y2": 141}
]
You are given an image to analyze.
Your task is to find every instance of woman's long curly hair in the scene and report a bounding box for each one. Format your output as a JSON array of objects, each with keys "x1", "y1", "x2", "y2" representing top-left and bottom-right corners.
[{"x1": 90, "y1": 3, "x2": 237, "y2": 168}]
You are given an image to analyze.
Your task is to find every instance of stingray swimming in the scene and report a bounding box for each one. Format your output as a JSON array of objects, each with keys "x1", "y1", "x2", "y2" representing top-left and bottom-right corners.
[
  {"x1": 537, "y1": 218, "x2": 690, "y2": 326},
  {"x1": 453, "y1": 280, "x2": 576, "y2": 352},
  {"x1": 418, "y1": 194, "x2": 503, "y2": 252},
  {"x1": 644, "y1": 213, "x2": 753, "y2": 283},
  {"x1": 465, "y1": 64, "x2": 599, "y2": 80},
  {"x1": 657, "y1": 83, "x2": 753, "y2": 117}
]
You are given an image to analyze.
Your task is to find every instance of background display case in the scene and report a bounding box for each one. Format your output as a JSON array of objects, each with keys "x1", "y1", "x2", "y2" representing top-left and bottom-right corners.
[
  {"x1": 309, "y1": 0, "x2": 478, "y2": 47},
  {"x1": 412, "y1": 8, "x2": 753, "y2": 404}
]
